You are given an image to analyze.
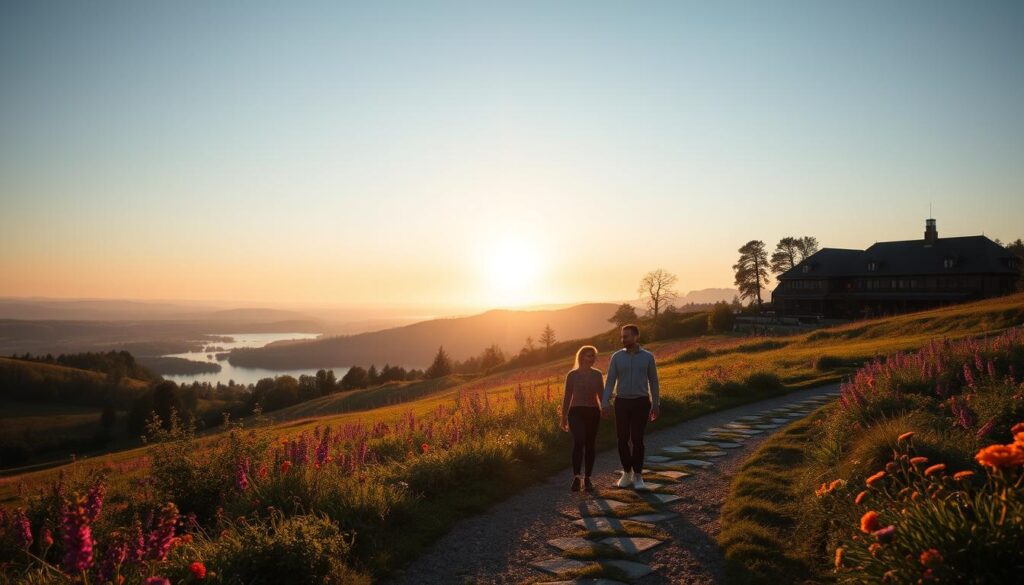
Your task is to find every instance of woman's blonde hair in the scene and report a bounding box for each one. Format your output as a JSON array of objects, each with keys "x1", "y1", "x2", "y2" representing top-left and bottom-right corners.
[{"x1": 572, "y1": 345, "x2": 598, "y2": 371}]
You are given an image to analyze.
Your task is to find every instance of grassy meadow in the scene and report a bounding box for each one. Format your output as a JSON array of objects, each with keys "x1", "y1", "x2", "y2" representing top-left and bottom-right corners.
[
  {"x1": 1, "y1": 293, "x2": 1022, "y2": 583},
  {"x1": 719, "y1": 308, "x2": 1024, "y2": 584}
]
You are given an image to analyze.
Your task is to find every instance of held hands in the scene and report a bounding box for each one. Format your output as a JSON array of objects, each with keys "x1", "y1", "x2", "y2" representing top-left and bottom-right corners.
[
  {"x1": 560, "y1": 417, "x2": 569, "y2": 432},
  {"x1": 600, "y1": 404, "x2": 611, "y2": 419}
]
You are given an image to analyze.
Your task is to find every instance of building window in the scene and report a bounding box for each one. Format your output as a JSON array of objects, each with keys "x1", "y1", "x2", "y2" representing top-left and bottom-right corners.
[
  {"x1": 943, "y1": 258, "x2": 955, "y2": 268},
  {"x1": 802, "y1": 264, "x2": 810, "y2": 273},
  {"x1": 867, "y1": 261, "x2": 877, "y2": 271}
]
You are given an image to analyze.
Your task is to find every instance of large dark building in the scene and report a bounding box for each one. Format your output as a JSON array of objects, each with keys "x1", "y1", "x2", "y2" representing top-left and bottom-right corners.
[{"x1": 771, "y1": 219, "x2": 1021, "y2": 318}]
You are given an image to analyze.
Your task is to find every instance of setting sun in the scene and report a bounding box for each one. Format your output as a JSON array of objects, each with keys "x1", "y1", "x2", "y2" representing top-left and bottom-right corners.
[{"x1": 477, "y1": 237, "x2": 547, "y2": 307}]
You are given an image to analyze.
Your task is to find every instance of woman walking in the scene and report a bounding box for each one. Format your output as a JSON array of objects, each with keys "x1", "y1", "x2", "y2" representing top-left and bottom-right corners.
[{"x1": 560, "y1": 345, "x2": 604, "y2": 492}]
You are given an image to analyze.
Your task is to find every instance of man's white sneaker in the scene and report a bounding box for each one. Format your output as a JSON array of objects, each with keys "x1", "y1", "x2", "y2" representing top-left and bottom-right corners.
[
  {"x1": 633, "y1": 474, "x2": 647, "y2": 491},
  {"x1": 615, "y1": 470, "x2": 634, "y2": 488}
]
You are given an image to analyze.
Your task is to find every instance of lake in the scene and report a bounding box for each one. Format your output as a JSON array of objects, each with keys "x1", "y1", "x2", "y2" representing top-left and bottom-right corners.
[{"x1": 160, "y1": 332, "x2": 348, "y2": 386}]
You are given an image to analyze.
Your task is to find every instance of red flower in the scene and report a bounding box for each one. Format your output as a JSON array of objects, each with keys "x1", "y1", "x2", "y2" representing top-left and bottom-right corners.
[
  {"x1": 897, "y1": 431, "x2": 915, "y2": 442},
  {"x1": 257, "y1": 466, "x2": 268, "y2": 479},
  {"x1": 421, "y1": 443, "x2": 430, "y2": 454},
  {"x1": 854, "y1": 490, "x2": 868, "y2": 505},
  {"x1": 190, "y1": 561, "x2": 207, "y2": 580},
  {"x1": 280, "y1": 460, "x2": 292, "y2": 474},
  {"x1": 866, "y1": 471, "x2": 886, "y2": 487},
  {"x1": 920, "y1": 548, "x2": 943, "y2": 568},
  {"x1": 924, "y1": 463, "x2": 946, "y2": 476}
]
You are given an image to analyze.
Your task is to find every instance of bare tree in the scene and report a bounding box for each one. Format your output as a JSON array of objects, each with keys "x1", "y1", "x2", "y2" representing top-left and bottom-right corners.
[
  {"x1": 733, "y1": 240, "x2": 770, "y2": 310},
  {"x1": 637, "y1": 269, "x2": 678, "y2": 339}
]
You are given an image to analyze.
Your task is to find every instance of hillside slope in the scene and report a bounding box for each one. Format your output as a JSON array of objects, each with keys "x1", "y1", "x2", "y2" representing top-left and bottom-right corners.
[{"x1": 228, "y1": 302, "x2": 620, "y2": 369}]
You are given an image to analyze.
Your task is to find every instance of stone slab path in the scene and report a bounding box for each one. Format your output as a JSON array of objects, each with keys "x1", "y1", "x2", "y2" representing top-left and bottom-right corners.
[{"x1": 388, "y1": 384, "x2": 840, "y2": 585}]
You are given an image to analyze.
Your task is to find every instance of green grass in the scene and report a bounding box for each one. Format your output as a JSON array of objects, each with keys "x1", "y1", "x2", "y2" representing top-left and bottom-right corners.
[{"x1": 718, "y1": 412, "x2": 826, "y2": 585}]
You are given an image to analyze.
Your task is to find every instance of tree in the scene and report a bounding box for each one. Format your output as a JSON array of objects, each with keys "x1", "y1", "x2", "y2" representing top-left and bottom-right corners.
[
  {"x1": 798, "y1": 236, "x2": 820, "y2": 261},
  {"x1": 367, "y1": 364, "x2": 379, "y2": 385},
  {"x1": 637, "y1": 269, "x2": 679, "y2": 340},
  {"x1": 770, "y1": 237, "x2": 803, "y2": 275},
  {"x1": 539, "y1": 324, "x2": 557, "y2": 351},
  {"x1": 340, "y1": 366, "x2": 369, "y2": 390},
  {"x1": 151, "y1": 381, "x2": 182, "y2": 430},
  {"x1": 730, "y1": 295, "x2": 744, "y2": 312},
  {"x1": 479, "y1": 344, "x2": 506, "y2": 370},
  {"x1": 315, "y1": 369, "x2": 337, "y2": 396},
  {"x1": 608, "y1": 303, "x2": 639, "y2": 327},
  {"x1": 1007, "y1": 238, "x2": 1024, "y2": 290},
  {"x1": 734, "y1": 240, "x2": 770, "y2": 310},
  {"x1": 707, "y1": 301, "x2": 736, "y2": 332},
  {"x1": 426, "y1": 346, "x2": 453, "y2": 379}
]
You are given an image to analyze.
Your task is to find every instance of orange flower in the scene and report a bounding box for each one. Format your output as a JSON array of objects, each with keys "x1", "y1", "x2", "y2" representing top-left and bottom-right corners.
[
  {"x1": 854, "y1": 490, "x2": 868, "y2": 505},
  {"x1": 866, "y1": 471, "x2": 886, "y2": 487},
  {"x1": 924, "y1": 463, "x2": 946, "y2": 476},
  {"x1": 1010, "y1": 422, "x2": 1024, "y2": 435},
  {"x1": 190, "y1": 561, "x2": 207, "y2": 580},
  {"x1": 975, "y1": 444, "x2": 1024, "y2": 468},
  {"x1": 897, "y1": 431, "x2": 915, "y2": 442},
  {"x1": 828, "y1": 479, "x2": 845, "y2": 491},
  {"x1": 919, "y1": 548, "x2": 943, "y2": 568},
  {"x1": 953, "y1": 470, "x2": 975, "y2": 480},
  {"x1": 1014, "y1": 432, "x2": 1024, "y2": 445},
  {"x1": 815, "y1": 482, "x2": 829, "y2": 497},
  {"x1": 909, "y1": 456, "x2": 929, "y2": 466},
  {"x1": 421, "y1": 443, "x2": 430, "y2": 454},
  {"x1": 911, "y1": 491, "x2": 921, "y2": 501},
  {"x1": 280, "y1": 460, "x2": 292, "y2": 474},
  {"x1": 834, "y1": 547, "x2": 845, "y2": 570},
  {"x1": 868, "y1": 543, "x2": 882, "y2": 557},
  {"x1": 860, "y1": 511, "x2": 881, "y2": 534}
]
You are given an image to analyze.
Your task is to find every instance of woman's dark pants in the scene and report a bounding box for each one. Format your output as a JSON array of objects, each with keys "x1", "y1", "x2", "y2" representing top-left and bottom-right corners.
[{"x1": 568, "y1": 406, "x2": 601, "y2": 476}]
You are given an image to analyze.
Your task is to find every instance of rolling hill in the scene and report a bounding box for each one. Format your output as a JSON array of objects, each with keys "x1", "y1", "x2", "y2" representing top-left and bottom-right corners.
[{"x1": 228, "y1": 302, "x2": 621, "y2": 369}]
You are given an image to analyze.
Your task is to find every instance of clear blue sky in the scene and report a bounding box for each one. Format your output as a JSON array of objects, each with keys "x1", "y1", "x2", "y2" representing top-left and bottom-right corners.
[{"x1": 1, "y1": 1, "x2": 1022, "y2": 307}]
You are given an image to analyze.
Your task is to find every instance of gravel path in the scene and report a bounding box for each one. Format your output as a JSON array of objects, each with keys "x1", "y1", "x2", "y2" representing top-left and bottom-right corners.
[{"x1": 387, "y1": 384, "x2": 840, "y2": 585}]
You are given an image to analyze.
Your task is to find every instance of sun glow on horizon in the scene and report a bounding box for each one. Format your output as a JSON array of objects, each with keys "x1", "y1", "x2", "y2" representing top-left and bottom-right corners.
[{"x1": 476, "y1": 237, "x2": 548, "y2": 307}]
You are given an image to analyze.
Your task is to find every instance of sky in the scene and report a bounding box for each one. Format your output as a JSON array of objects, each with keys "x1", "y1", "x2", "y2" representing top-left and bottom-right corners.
[{"x1": 1, "y1": 1, "x2": 1022, "y2": 311}]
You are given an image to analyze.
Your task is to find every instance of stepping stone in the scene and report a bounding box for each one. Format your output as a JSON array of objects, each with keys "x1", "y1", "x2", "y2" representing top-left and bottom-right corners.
[
  {"x1": 677, "y1": 459, "x2": 714, "y2": 468},
  {"x1": 727, "y1": 429, "x2": 763, "y2": 435},
  {"x1": 695, "y1": 450, "x2": 727, "y2": 457},
  {"x1": 770, "y1": 418, "x2": 791, "y2": 424},
  {"x1": 564, "y1": 499, "x2": 630, "y2": 519},
  {"x1": 573, "y1": 516, "x2": 642, "y2": 532},
  {"x1": 661, "y1": 446, "x2": 691, "y2": 454},
  {"x1": 754, "y1": 424, "x2": 782, "y2": 430},
  {"x1": 644, "y1": 455, "x2": 673, "y2": 463},
  {"x1": 724, "y1": 423, "x2": 754, "y2": 430},
  {"x1": 626, "y1": 511, "x2": 678, "y2": 523},
  {"x1": 734, "y1": 415, "x2": 763, "y2": 422},
  {"x1": 642, "y1": 492, "x2": 682, "y2": 504},
  {"x1": 548, "y1": 537, "x2": 601, "y2": 552},
  {"x1": 601, "y1": 560, "x2": 653, "y2": 579},
  {"x1": 713, "y1": 442, "x2": 742, "y2": 449},
  {"x1": 644, "y1": 469, "x2": 689, "y2": 480},
  {"x1": 531, "y1": 558, "x2": 589, "y2": 575},
  {"x1": 600, "y1": 536, "x2": 664, "y2": 553},
  {"x1": 679, "y1": 440, "x2": 710, "y2": 447}
]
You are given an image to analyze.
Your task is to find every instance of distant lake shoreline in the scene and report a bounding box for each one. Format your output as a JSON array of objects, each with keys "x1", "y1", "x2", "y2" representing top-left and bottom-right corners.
[{"x1": 159, "y1": 332, "x2": 345, "y2": 385}]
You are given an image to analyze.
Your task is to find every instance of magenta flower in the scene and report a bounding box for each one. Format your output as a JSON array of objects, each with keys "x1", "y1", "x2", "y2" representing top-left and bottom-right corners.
[
  {"x1": 144, "y1": 502, "x2": 179, "y2": 561},
  {"x1": 85, "y1": 479, "x2": 105, "y2": 522},
  {"x1": 60, "y1": 497, "x2": 94, "y2": 573},
  {"x1": 13, "y1": 509, "x2": 33, "y2": 549},
  {"x1": 235, "y1": 457, "x2": 250, "y2": 491},
  {"x1": 145, "y1": 577, "x2": 171, "y2": 585}
]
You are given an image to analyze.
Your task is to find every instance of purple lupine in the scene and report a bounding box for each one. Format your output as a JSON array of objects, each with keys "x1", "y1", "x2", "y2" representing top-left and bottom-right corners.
[
  {"x1": 60, "y1": 497, "x2": 94, "y2": 573},
  {"x1": 13, "y1": 509, "x2": 32, "y2": 549},
  {"x1": 85, "y1": 479, "x2": 105, "y2": 523},
  {"x1": 95, "y1": 531, "x2": 129, "y2": 584},
  {"x1": 315, "y1": 426, "x2": 331, "y2": 466},
  {"x1": 963, "y1": 363, "x2": 975, "y2": 388},
  {"x1": 129, "y1": 518, "x2": 146, "y2": 562},
  {"x1": 144, "y1": 502, "x2": 179, "y2": 561}
]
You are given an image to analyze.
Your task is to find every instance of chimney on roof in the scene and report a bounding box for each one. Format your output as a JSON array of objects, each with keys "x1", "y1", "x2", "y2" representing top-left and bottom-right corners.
[{"x1": 924, "y1": 218, "x2": 938, "y2": 244}]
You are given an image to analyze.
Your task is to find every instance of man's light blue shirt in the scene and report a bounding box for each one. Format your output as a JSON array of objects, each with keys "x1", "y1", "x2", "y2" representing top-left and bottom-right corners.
[{"x1": 601, "y1": 345, "x2": 660, "y2": 408}]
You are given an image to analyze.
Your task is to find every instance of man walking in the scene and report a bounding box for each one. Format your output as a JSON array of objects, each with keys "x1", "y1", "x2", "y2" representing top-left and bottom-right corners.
[{"x1": 601, "y1": 324, "x2": 660, "y2": 490}]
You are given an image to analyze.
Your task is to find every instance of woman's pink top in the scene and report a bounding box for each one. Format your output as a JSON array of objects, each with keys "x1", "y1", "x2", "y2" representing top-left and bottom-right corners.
[{"x1": 562, "y1": 368, "x2": 604, "y2": 412}]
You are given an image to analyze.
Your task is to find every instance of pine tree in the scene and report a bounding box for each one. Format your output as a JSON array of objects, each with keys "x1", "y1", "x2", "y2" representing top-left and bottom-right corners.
[
  {"x1": 733, "y1": 240, "x2": 770, "y2": 310},
  {"x1": 539, "y1": 324, "x2": 557, "y2": 350},
  {"x1": 425, "y1": 346, "x2": 453, "y2": 379}
]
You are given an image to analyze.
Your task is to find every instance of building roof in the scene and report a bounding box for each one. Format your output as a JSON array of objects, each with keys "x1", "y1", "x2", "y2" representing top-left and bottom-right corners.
[{"x1": 778, "y1": 235, "x2": 1019, "y2": 280}]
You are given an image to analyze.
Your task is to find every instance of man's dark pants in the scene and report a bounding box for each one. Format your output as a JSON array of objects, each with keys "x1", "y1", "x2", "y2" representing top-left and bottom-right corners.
[{"x1": 614, "y1": 396, "x2": 651, "y2": 473}]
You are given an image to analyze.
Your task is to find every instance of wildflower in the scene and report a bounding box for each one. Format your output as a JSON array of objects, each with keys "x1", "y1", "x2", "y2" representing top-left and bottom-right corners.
[
  {"x1": 975, "y1": 443, "x2": 1024, "y2": 468},
  {"x1": 828, "y1": 479, "x2": 845, "y2": 491},
  {"x1": 1011, "y1": 422, "x2": 1024, "y2": 435},
  {"x1": 873, "y1": 525, "x2": 896, "y2": 543},
  {"x1": 145, "y1": 578, "x2": 171, "y2": 585},
  {"x1": 911, "y1": 491, "x2": 921, "y2": 501},
  {"x1": 144, "y1": 502, "x2": 179, "y2": 561},
  {"x1": 920, "y1": 548, "x2": 943, "y2": 568},
  {"x1": 909, "y1": 456, "x2": 929, "y2": 466},
  {"x1": 257, "y1": 465, "x2": 268, "y2": 479},
  {"x1": 953, "y1": 470, "x2": 975, "y2": 480},
  {"x1": 421, "y1": 442, "x2": 430, "y2": 454},
  {"x1": 866, "y1": 471, "x2": 886, "y2": 487},
  {"x1": 868, "y1": 543, "x2": 882, "y2": 557},
  {"x1": 280, "y1": 460, "x2": 293, "y2": 474},
  {"x1": 924, "y1": 464, "x2": 946, "y2": 476},
  {"x1": 235, "y1": 458, "x2": 250, "y2": 491},
  {"x1": 190, "y1": 561, "x2": 207, "y2": 580},
  {"x1": 897, "y1": 431, "x2": 915, "y2": 442},
  {"x1": 180, "y1": 533, "x2": 193, "y2": 544},
  {"x1": 860, "y1": 511, "x2": 881, "y2": 533},
  {"x1": 13, "y1": 509, "x2": 32, "y2": 549},
  {"x1": 834, "y1": 547, "x2": 844, "y2": 570},
  {"x1": 60, "y1": 497, "x2": 93, "y2": 573},
  {"x1": 41, "y1": 527, "x2": 54, "y2": 548},
  {"x1": 854, "y1": 490, "x2": 868, "y2": 505}
]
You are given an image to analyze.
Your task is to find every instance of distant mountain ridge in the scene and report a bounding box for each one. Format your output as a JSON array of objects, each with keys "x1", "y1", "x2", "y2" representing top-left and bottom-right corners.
[{"x1": 229, "y1": 302, "x2": 621, "y2": 369}]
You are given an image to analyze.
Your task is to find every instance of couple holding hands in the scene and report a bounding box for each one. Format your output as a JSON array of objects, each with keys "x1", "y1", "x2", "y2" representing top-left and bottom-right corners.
[{"x1": 560, "y1": 324, "x2": 660, "y2": 492}]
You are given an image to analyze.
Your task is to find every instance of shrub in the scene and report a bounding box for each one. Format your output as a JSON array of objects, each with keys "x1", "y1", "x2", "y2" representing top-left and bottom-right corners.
[{"x1": 708, "y1": 302, "x2": 736, "y2": 332}]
